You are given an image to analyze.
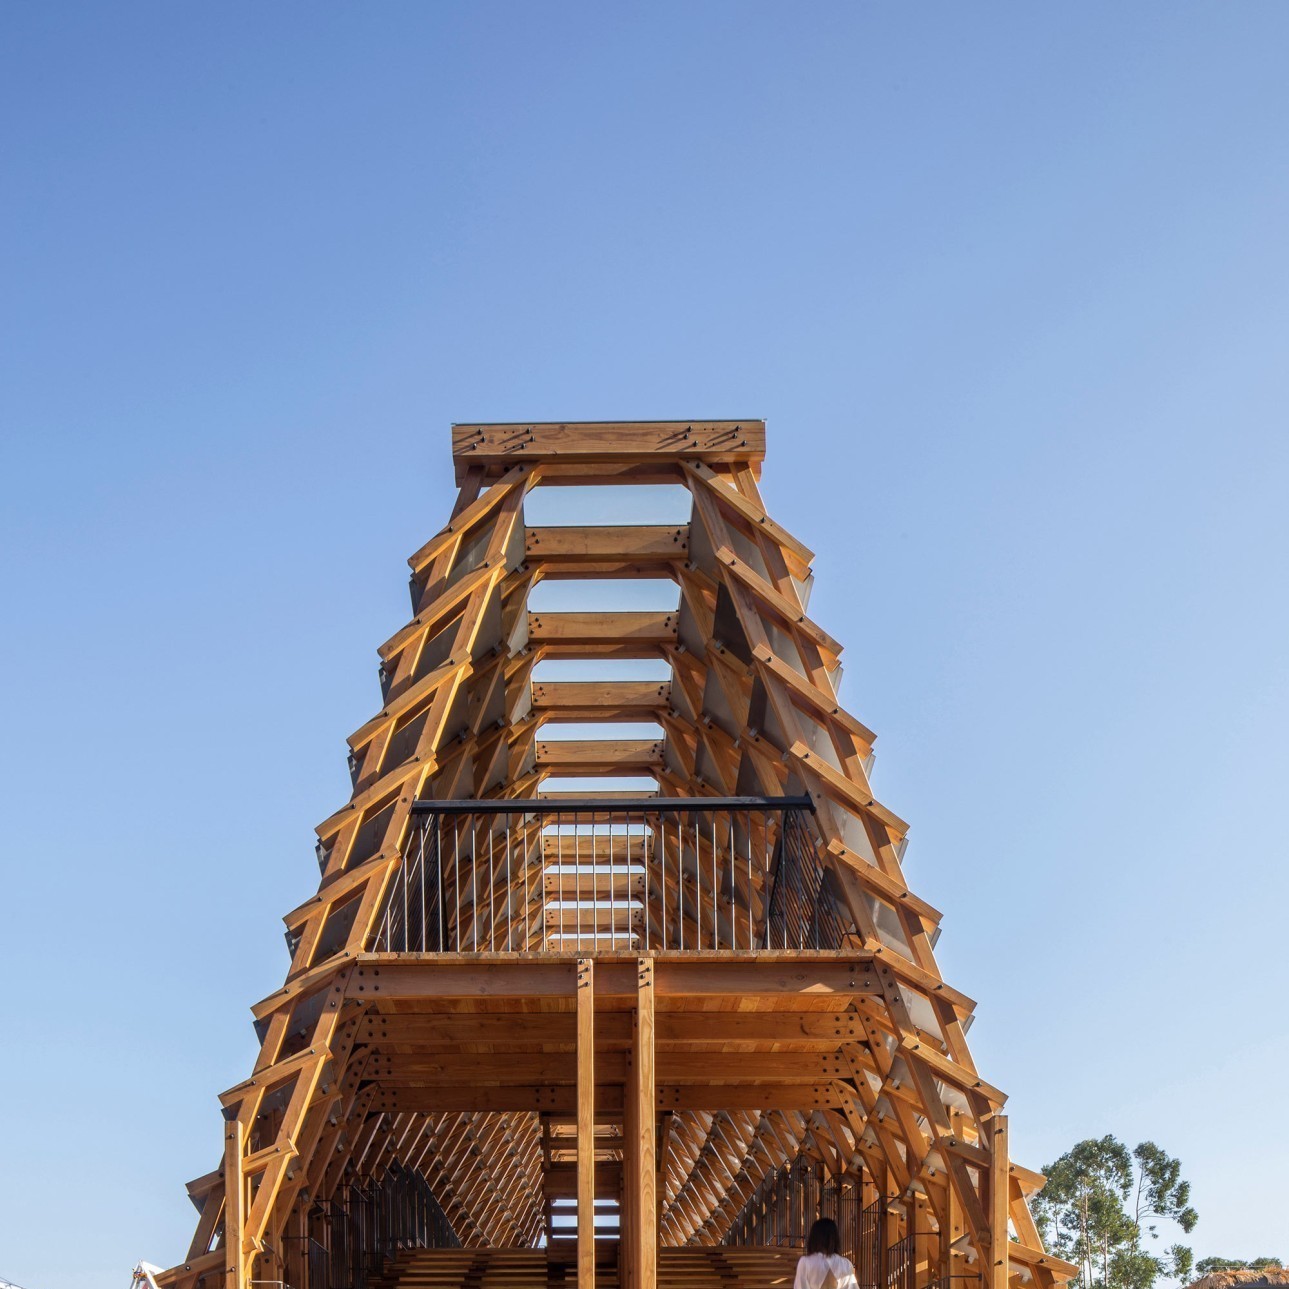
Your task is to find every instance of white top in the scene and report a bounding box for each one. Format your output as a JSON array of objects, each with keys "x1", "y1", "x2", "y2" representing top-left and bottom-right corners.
[{"x1": 795, "y1": 1252, "x2": 859, "y2": 1289}]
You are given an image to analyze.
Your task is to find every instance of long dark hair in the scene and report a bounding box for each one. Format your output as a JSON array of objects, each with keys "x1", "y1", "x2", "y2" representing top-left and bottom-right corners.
[{"x1": 806, "y1": 1218, "x2": 840, "y2": 1256}]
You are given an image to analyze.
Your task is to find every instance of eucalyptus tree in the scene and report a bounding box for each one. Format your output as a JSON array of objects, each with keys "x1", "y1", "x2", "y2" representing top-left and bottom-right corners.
[{"x1": 1033, "y1": 1137, "x2": 1198, "y2": 1289}]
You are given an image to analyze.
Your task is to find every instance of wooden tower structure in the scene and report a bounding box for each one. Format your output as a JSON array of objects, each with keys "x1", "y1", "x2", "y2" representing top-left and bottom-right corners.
[{"x1": 156, "y1": 421, "x2": 1075, "y2": 1289}]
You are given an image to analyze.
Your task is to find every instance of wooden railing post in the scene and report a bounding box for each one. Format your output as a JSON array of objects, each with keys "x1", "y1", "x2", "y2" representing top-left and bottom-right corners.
[
  {"x1": 224, "y1": 1118, "x2": 245, "y2": 1289},
  {"x1": 634, "y1": 958, "x2": 657, "y2": 1289},
  {"x1": 577, "y1": 958, "x2": 596, "y2": 1289},
  {"x1": 989, "y1": 1115, "x2": 1010, "y2": 1289}
]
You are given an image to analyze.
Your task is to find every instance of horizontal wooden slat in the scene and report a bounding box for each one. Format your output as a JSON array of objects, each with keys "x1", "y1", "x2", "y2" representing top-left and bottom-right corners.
[
  {"x1": 533, "y1": 680, "x2": 671, "y2": 720},
  {"x1": 528, "y1": 611, "x2": 677, "y2": 644},
  {"x1": 453, "y1": 421, "x2": 765, "y2": 482},
  {"x1": 536, "y1": 739, "x2": 665, "y2": 770},
  {"x1": 358, "y1": 1010, "x2": 864, "y2": 1046},
  {"x1": 525, "y1": 525, "x2": 688, "y2": 562}
]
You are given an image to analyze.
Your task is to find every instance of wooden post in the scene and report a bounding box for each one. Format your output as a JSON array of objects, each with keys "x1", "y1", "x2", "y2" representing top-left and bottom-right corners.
[
  {"x1": 577, "y1": 958, "x2": 596, "y2": 1289},
  {"x1": 624, "y1": 1049, "x2": 637, "y2": 1289},
  {"x1": 224, "y1": 1118, "x2": 245, "y2": 1289},
  {"x1": 989, "y1": 1115, "x2": 1009, "y2": 1289},
  {"x1": 634, "y1": 958, "x2": 657, "y2": 1289},
  {"x1": 876, "y1": 1167, "x2": 890, "y2": 1289},
  {"x1": 913, "y1": 1195, "x2": 932, "y2": 1289}
]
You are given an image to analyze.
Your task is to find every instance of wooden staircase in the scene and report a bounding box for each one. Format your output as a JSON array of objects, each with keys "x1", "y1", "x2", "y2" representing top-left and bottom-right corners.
[
  {"x1": 659, "y1": 1247, "x2": 798, "y2": 1289},
  {"x1": 371, "y1": 1246, "x2": 798, "y2": 1289}
]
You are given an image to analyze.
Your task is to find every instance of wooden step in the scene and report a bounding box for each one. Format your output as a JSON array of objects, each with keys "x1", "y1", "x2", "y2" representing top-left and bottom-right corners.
[{"x1": 372, "y1": 1244, "x2": 797, "y2": 1289}]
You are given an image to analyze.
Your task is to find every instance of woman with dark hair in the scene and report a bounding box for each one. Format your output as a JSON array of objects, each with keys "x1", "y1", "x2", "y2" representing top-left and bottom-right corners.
[{"x1": 794, "y1": 1218, "x2": 858, "y2": 1289}]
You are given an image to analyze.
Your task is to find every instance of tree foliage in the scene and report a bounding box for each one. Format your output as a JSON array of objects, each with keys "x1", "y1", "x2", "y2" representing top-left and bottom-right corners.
[
  {"x1": 1195, "y1": 1258, "x2": 1284, "y2": 1275},
  {"x1": 1033, "y1": 1137, "x2": 1198, "y2": 1289}
]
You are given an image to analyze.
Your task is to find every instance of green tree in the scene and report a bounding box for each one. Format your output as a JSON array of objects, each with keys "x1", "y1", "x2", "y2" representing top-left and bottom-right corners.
[
  {"x1": 1033, "y1": 1137, "x2": 1198, "y2": 1289},
  {"x1": 1195, "y1": 1258, "x2": 1284, "y2": 1276}
]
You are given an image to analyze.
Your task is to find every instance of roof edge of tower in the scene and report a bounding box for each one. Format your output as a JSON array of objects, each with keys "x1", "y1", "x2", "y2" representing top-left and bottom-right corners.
[{"x1": 450, "y1": 419, "x2": 766, "y2": 483}]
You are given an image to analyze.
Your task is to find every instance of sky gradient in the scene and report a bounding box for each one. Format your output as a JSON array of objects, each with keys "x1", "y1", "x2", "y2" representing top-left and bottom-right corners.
[{"x1": 2, "y1": 5, "x2": 1288, "y2": 1287}]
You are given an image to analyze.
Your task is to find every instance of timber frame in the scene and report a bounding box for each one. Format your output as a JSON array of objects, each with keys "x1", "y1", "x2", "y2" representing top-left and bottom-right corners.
[{"x1": 157, "y1": 421, "x2": 1073, "y2": 1289}]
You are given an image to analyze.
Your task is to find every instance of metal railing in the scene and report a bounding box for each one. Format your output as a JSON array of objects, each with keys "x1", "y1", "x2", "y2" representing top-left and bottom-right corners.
[
  {"x1": 724, "y1": 1158, "x2": 827, "y2": 1249},
  {"x1": 725, "y1": 1163, "x2": 924, "y2": 1289},
  {"x1": 857, "y1": 1199, "x2": 884, "y2": 1289},
  {"x1": 374, "y1": 797, "x2": 854, "y2": 954},
  {"x1": 284, "y1": 1163, "x2": 459, "y2": 1289},
  {"x1": 886, "y1": 1234, "x2": 914, "y2": 1289}
]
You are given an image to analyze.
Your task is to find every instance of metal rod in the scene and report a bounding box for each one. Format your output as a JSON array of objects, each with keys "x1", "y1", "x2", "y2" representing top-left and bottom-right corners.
[
  {"x1": 411, "y1": 795, "x2": 813, "y2": 814},
  {"x1": 712, "y1": 813, "x2": 719, "y2": 950},
  {"x1": 677, "y1": 813, "x2": 684, "y2": 951},
  {"x1": 435, "y1": 817, "x2": 444, "y2": 951}
]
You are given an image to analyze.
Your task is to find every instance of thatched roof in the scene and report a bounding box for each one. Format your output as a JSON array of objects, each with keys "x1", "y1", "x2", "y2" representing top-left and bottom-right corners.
[{"x1": 1186, "y1": 1270, "x2": 1288, "y2": 1289}]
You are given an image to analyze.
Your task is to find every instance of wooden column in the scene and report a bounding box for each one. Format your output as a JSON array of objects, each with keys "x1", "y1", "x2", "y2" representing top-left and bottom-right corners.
[
  {"x1": 224, "y1": 1118, "x2": 245, "y2": 1289},
  {"x1": 577, "y1": 958, "x2": 596, "y2": 1289},
  {"x1": 988, "y1": 1115, "x2": 1010, "y2": 1289},
  {"x1": 624, "y1": 1050, "x2": 637, "y2": 1289},
  {"x1": 875, "y1": 1168, "x2": 890, "y2": 1289},
  {"x1": 913, "y1": 1195, "x2": 932, "y2": 1289},
  {"x1": 633, "y1": 958, "x2": 657, "y2": 1289}
]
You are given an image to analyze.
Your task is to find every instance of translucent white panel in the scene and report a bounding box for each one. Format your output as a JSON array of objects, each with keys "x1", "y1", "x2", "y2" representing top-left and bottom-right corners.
[
  {"x1": 523, "y1": 484, "x2": 692, "y2": 526},
  {"x1": 835, "y1": 805, "x2": 878, "y2": 863},
  {"x1": 904, "y1": 989, "x2": 943, "y2": 1043},
  {"x1": 537, "y1": 721, "x2": 664, "y2": 741},
  {"x1": 799, "y1": 714, "x2": 842, "y2": 771},
  {"x1": 867, "y1": 892, "x2": 913, "y2": 956},
  {"x1": 723, "y1": 522, "x2": 769, "y2": 579},
  {"x1": 533, "y1": 658, "x2": 671, "y2": 682},
  {"x1": 446, "y1": 521, "x2": 491, "y2": 586},
  {"x1": 763, "y1": 614, "x2": 804, "y2": 673},
  {"x1": 527, "y1": 578, "x2": 678, "y2": 612},
  {"x1": 939, "y1": 1080, "x2": 971, "y2": 1116}
]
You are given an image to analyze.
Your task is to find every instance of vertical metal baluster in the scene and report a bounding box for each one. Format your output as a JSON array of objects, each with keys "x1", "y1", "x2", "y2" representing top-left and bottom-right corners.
[
  {"x1": 401, "y1": 822, "x2": 410, "y2": 951},
  {"x1": 608, "y1": 811, "x2": 615, "y2": 950},
  {"x1": 640, "y1": 811, "x2": 648, "y2": 951},
  {"x1": 725, "y1": 812, "x2": 734, "y2": 949},
  {"x1": 694, "y1": 813, "x2": 701, "y2": 948},
  {"x1": 488, "y1": 826, "x2": 495, "y2": 950},
  {"x1": 712, "y1": 813, "x2": 719, "y2": 950},
  {"x1": 537, "y1": 811, "x2": 544, "y2": 952},
  {"x1": 418, "y1": 820, "x2": 428, "y2": 952},
  {"x1": 776, "y1": 819, "x2": 784, "y2": 950},
  {"x1": 746, "y1": 811, "x2": 753, "y2": 950},
  {"x1": 471, "y1": 816, "x2": 477, "y2": 952},
  {"x1": 505, "y1": 822, "x2": 512, "y2": 951},
  {"x1": 796, "y1": 817, "x2": 806, "y2": 951},
  {"x1": 575, "y1": 811, "x2": 581, "y2": 952},
  {"x1": 677, "y1": 814, "x2": 684, "y2": 951},
  {"x1": 436, "y1": 817, "x2": 444, "y2": 952},
  {"x1": 659, "y1": 812, "x2": 666, "y2": 950},
  {"x1": 453, "y1": 820, "x2": 461, "y2": 952}
]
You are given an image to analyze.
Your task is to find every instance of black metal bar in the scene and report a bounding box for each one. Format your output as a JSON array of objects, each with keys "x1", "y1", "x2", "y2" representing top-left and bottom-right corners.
[{"x1": 410, "y1": 795, "x2": 815, "y2": 814}]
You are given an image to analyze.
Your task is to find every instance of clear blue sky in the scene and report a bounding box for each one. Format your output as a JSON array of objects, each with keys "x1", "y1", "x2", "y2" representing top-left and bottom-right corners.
[{"x1": 2, "y1": 4, "x2": 1287, "y2": 1286}]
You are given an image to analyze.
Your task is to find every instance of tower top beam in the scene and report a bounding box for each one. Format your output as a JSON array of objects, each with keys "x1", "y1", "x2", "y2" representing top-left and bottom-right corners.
[{"x1": 450, "y1": 419, "x2": 765, "y2": 482}]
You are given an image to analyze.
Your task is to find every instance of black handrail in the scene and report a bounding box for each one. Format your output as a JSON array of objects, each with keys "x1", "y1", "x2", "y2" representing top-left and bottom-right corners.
[{"x1": 409, "y1": 795, "x2": 815, "y2": 815}]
